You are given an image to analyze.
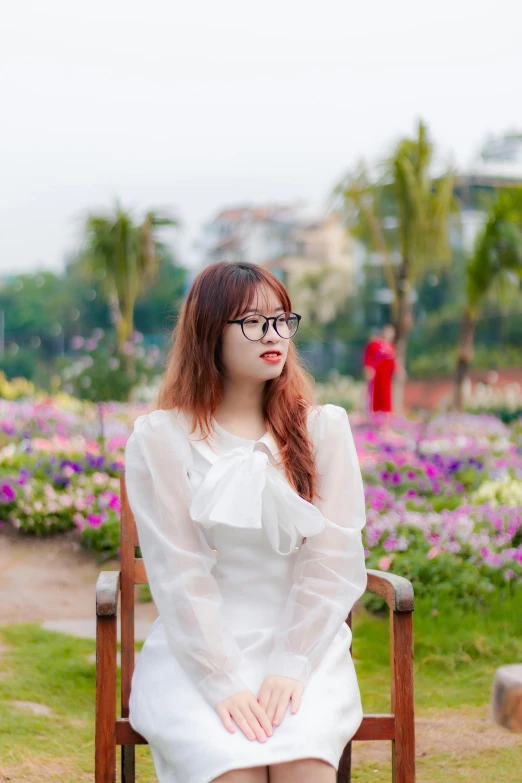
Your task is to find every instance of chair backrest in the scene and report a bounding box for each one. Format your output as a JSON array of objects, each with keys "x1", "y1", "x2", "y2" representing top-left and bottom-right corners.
[{"x1": 119, "y1": 473, "x2": 147, "y2": 721}]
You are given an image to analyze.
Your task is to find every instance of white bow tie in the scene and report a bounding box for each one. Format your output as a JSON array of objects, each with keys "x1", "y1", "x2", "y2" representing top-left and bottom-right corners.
[{"x1": 189, "y1": 444, "x2": 325, "y2": 555}]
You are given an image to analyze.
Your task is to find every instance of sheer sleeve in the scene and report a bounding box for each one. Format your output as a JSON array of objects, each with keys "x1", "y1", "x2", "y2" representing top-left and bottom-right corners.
[
  {"x1": 124, "y1": 410, "x2": 250, "y2": 707},
  {"x1": 265, "y1": 404, "x2": 367, "y2": 685}
]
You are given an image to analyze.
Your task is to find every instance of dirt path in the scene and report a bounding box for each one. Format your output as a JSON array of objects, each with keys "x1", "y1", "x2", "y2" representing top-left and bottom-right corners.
[
  {"x1": 0, "y1": 527, "x2": 158, "y2": 628},
  {"x1": 352, "y1": 704, "x2": 522, "y2": 769}
]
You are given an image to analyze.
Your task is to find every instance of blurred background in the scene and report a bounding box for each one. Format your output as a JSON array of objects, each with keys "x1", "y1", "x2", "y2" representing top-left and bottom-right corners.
[
  {"x1": 2, "y1": 1, "x2": 522, "y2": 417},
  {"x1": 1, "y1": 3, "x2": 522, "y2": 782}
]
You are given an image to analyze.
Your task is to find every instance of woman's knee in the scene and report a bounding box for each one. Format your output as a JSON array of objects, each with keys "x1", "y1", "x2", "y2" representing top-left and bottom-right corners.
[
  {"x1": 269, "y1": 757, "x2": 336, "y2": 783},
  {"x1": 211, "y1": 765, "x2": 268, "y2": 783}
]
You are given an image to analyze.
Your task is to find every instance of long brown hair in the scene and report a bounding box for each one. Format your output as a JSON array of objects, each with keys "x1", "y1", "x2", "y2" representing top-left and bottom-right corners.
[{"x1": 156, "y1": 261, "x2": 319, "y2": 502}]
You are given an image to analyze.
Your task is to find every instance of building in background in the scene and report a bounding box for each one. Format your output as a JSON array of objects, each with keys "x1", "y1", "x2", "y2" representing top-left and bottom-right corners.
[
  {"x1": 454, "y1": 131, "x2": 522, "y2": 252},
  {"x1": 197, "y1": 201, "x2": 357, "y2": 325}
]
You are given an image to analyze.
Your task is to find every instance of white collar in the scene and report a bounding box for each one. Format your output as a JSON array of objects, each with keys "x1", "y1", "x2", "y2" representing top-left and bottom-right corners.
[{"x1": 168, "y1": 407, "x2": 281, "y2": 464}]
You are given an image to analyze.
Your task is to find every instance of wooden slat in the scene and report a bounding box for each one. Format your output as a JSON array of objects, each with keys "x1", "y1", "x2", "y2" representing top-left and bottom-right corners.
[
  {"x1": 121, "y1": 745, "x2": 135, "y2": 783},
  {"x1": 116, "y1": 719, "x2": 148, "y2": 745},
  {"x1": 390, "y1": 611, "x2": 415, "y2": 781},
  {"x1": 134, "y1": 559, "x2": 147, "y2": 584},
  {"x1": 337, "y1": 741, "x2": 352, "y2": 783},
  {"x1": 115, "y1": 714, "x2": 395, "y2": 747},
  {"x1": 120, "y1": 476, "x2": 136, "y2": 720},
  {"x1": 95, "y1": 616, "x2": 117, "y2": 781},
  {"x1": 352, "y1": 714, "x2": 395, "y2": 741}
]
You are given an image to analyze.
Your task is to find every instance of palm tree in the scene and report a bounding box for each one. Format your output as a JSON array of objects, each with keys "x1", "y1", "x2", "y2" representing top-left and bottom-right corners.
[
  {"x1": 334, "y1": 120, "x2": 455, "y2": 411},
  {"x1": 79, "y1": 202, "x2": 179, "y2": 347},
  {"x1": 453, "y1": 188, "x2": 522, "y2": 410}
]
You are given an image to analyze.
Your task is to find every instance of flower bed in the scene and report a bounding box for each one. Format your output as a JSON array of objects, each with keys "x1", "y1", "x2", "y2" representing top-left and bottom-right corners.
[
  {"x1": 352, "y1": 411, "x2": 522, "y2": 608},
  {"x1": 1, "y1": 399, "x2": 521, "y2": 607},
  {"x1": 0, "y1": 397, "x2": 148, "y2": 556}
]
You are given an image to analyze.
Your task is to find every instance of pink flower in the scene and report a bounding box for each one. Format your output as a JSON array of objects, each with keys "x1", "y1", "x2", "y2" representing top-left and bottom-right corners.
[
  {"x1": 378, "y1": 555, "x2": 394, "y2": 571},
  {"x1": 70, "y1": 335, "x2": 85, "y2": 350},
  {"x1": 107, "y1": 436, "x2": 128, "y2": 451},
  {"x1": 427, "y1": 547, "x2": 439, "y2": 560},
  {"x1": 31, "y1": 438, "x2": 53, "y2": 452},
  {"x1": 87, "y1": 513, "x2": 104, "y2": 527},
  {"x1": 108, "y1": 494, "x2": 120, "y2": 512}
]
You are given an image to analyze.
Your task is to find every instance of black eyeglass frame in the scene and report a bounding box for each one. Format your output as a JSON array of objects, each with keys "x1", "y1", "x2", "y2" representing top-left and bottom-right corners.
[{"x1": 226, "y1": 311, "x2": 302, "y2": 341}]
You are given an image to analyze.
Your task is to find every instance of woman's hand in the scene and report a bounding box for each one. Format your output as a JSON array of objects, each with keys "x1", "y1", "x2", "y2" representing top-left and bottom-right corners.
[
  {"x1": 257, "y1": 675, "x2": 304, "y2": 727},
  {"x1": 215, "y1": 690, "x2": 273, "y2": 742}
]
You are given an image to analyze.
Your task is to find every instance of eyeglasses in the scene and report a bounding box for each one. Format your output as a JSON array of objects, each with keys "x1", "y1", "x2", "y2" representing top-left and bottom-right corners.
[{"x1": 226, "y1": 311, "x2": 301, "y2": 341}]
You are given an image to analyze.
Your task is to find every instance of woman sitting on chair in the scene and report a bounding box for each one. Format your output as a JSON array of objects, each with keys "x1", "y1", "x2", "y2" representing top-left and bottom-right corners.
[{"x1": 124, "y1": 260, "x2": 367, "y2": 783}]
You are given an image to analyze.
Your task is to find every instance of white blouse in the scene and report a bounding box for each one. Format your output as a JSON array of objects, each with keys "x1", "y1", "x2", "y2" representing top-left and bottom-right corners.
[{"x1": 124, "y1": 403, "x2": 367, "y2": 707}]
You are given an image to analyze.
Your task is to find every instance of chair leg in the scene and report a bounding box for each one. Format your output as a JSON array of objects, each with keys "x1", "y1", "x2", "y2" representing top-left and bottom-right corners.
[
  {"x1": 337, "y1": 741, "x2": 352, "y2": 783},
  {"x1": 95, "y1": 616, "x2": 117, "y2": 783},
  {"x1": 122, "y1": 745, "x2": 135, "y2": 783},
  {"x1": 391, "y1": 611, "x2": 415, "y2": 783}
]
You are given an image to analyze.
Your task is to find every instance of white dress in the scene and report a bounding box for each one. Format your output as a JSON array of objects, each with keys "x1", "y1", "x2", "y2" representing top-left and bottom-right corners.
[{"x1": 124, "y1": 403, "x2": 367, "y2": 783}]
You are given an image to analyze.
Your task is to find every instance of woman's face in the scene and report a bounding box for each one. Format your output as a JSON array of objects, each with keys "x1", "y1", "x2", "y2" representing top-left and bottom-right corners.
[{"x1": 220, "y1": 287, "x2": 290, "y2": 384}]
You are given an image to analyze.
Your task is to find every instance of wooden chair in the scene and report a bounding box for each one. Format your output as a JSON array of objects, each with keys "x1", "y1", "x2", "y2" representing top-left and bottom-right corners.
[{"x1": 95, "y1": 475, "x2": 415, "y2": 782}]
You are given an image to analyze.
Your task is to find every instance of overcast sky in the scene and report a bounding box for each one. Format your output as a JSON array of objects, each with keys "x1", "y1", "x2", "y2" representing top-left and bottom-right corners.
[{"x1": 1, "y1": 0, "x2": 521, "y2": 274}]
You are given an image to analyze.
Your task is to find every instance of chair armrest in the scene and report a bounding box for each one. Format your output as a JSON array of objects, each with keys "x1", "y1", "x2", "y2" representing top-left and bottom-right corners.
[
  {"x1": 366, "y1": 569, "x2": 414, "y2": 613},
  {"x1": 96, "y1": 571, "x2": 121, "y2": 617}
]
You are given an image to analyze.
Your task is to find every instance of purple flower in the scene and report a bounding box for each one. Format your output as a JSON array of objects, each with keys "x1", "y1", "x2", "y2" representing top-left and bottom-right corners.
[
  {"x1": 1, "y1": 484, "x2": 16, "y2": 502},
  {"x1": 86, "y1": 454, "x2": 105, "y2": 469}
]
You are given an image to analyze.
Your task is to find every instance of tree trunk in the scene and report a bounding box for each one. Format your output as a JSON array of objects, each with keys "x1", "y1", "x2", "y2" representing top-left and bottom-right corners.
[
  {"x1": 453, "y1": 309, "x2": 476, "y2": 412},
  {"x1": 393, "y1": 267, "x2": 413, "y2": 416}
]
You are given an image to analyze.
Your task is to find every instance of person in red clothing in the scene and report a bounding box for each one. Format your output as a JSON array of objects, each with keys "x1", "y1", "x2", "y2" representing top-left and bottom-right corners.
[{"x1": 363, "y1": 324, "x2": 405, "y2": 416}]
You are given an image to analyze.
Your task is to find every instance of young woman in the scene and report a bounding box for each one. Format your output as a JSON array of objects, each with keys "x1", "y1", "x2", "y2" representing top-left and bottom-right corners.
[{"x1": 124, "y1": 261, "x2": 367, "y2": 783}]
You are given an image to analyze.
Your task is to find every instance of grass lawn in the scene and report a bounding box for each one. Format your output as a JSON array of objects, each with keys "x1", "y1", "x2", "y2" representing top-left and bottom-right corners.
[{"x1": 1, "y1": 592, "x2": 521, "y2": 782}]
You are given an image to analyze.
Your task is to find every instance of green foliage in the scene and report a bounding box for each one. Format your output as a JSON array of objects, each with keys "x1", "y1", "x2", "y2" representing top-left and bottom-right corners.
[
  {"x1": 78, "y1": 202, "x2": 179, "y2": 345},
  {"x1": 365, "y1": 545, "x2": 518, "y2": 614},
  {"x1": 409, "y1": 343, "x2": 522, "y2": 377},
  {"x1": 58, "y1": 329, "x2": 161, "y2": 402},
  {"x1": 334, "y1": 119, "x2": 456, "y2": 322},
  {"x1": 80, "y1": 513, "x2": 120, "y2": 562},
  {"x1": 0, "y1": 251, "x2": 186, "y2": 390},
  {"x1": 466, "y1": 187, "x2": 522, "y2": 312},
  {"x1": 364, "y1": 522, "x2": 520, "y2": 614}
]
